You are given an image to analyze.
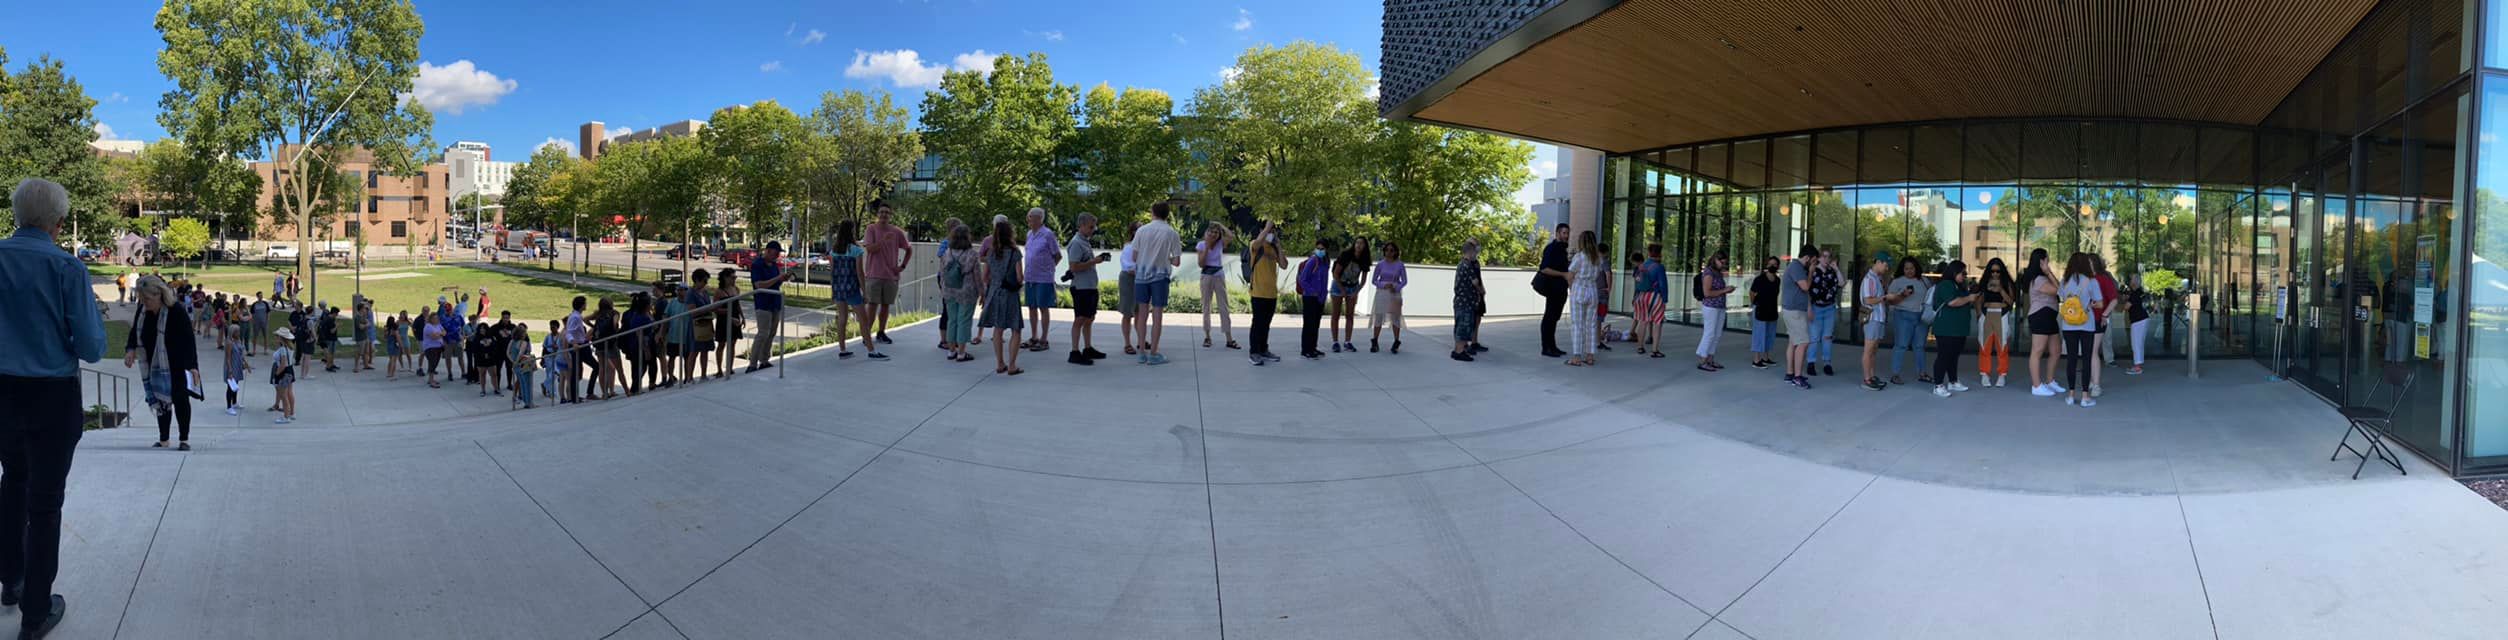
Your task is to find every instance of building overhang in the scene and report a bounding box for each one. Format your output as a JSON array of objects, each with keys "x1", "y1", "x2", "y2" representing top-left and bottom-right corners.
[{"x1": 1386, "y1": 0, "x2": 2386, "y2": 154}]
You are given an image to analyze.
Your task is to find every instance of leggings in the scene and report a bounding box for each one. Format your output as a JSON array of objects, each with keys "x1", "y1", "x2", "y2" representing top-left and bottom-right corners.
[
  {"x1": 1300, "y1": 294, "x2": 1324, "y2": 354},
  {"x1": 1200, "y1": 274, "x2": 1234, "y2": 339},
  {"x1": 225, "y1": 381, "x2": 239, "y2": 409},
  {"x1": 2062, "y1": 330, "x2": 2094, "y2": 390},
  {"x1": 1930, "y1": 335, "x2": 1967, "y2": 383},
  {"x1": 1978, "y1": 312, "x2": 2010, "y2": 377},
  {"x1": 152, "y1": 371, "x2": 191, "y2": 443},
  {"x1": 2129, "y1": 318, "x2": 2151, "y2": 365}
]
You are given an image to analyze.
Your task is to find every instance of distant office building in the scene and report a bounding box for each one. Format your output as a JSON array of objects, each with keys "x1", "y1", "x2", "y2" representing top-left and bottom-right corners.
[
  {"x1": 575, "y1": 119, "x2": 707, "y2": 160},
  {"x1": 250, "y1": 146, "x2": 449, "y2": 247},
  {"x1": 445, "y1": 141, "x2": 515, "y2": 200},
  {"x1": 449, "y1": 140, "x2": 492, "y2": 162},
  {"x1": 578, "y1": 122, "x2": 605, "y2": 160},
  {"x1": 610, "y1": 119, "x2": 706, "y2": 146}
]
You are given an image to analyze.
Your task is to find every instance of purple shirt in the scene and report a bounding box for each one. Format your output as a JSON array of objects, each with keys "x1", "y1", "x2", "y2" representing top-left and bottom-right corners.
[
  {"x1": 1700, "y1": 267, "x2": 1729, "y2": 309},
  {"x1": 1023, "y1": 227, "x2": 1061, "y2": 284},
  {"x1": 1296, "y1": 255, "x2": 1330, "y2": 297},
  {"x1": 1373, "y1": 260, "x2": 1408, "y2": 293}
]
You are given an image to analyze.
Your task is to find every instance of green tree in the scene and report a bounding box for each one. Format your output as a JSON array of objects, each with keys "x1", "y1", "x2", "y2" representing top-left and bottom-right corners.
[
  {"x1": 1856, "y1": 208, "x2": 1946, "y2": 268},
  {"x1": 805, "y1": 89, "x2": 923, "y2": 232},
  {"x1": 161, "y1": 216, "x2": 211, "y2": 264},
  {"x1": 156, "y1": 0, "x2": 433, "y2": 281},
  {"x1": 1075, "y1": 84, "x2": 1184, "y2": 233},
  {"x1": 918, "y1": 53, "x2": 1079, "y2": 227},
  {"x1": 502, "y1": 144, "x2": 581, "y2": 231},
  {"x1": 127, "y1": 139, "x2": 262, "y2": 248},
  {"x1": 701, "y1": 100, "x2": 810, "y2": 241},
  {"x1": 1185, "y1": 42, "x2": 1377, "y2": 240},
  {"x1": 1366, "y1": 119, "x2": 1533, "y2": 263},
  {"x1": 0, "y1": 56, "x2": 117, "y2": 248}
]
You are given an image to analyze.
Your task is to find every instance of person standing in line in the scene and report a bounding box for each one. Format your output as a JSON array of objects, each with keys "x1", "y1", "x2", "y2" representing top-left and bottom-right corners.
[
  {"x1": 1131, "y1": 203, "x2": 1184, "y2": 365},
  {"x1": 980, "y1": 218, "x2": 1028, "y2": 376},
  {"x1": 621, "y1": 295, "x2": 653, "y2": 394},
  {"x1": 1807, "y1": 249, "x2": 1843, "y2": 376},
  {"x1": 1885, "y1": 257, "x2": 1929, "y2": 386},
  {"x1": 1631, "y1": 244, "x2": 1668, "y2": 358},
  {"x1": 1928, "y1": 261, "x2": 1979, "y2": 398},
  {"x1": 2124, "y1": 274, "x2": 2151, "y2": 376},
  {"x1": 382, "y1": 315, "x2": 403, "y2": 380},
  {"x1": 941, "y1": 224, "x2": 982, "y2": 363},
  {"x1": 1298, "y1": 238, "x2": 1332, "y2": 359},
  {"x1": 2089, "y1": 253, "x2": 2118, "y2": 397},
  {"x1": 509, "y1": 325, "x2": 536, "y2": 409},
  {"x1": 487, "y1": 311, "x2": 515, "y2": 397},
  {"x1": 272, "y1": 271, "x2": 285, "y2": 304},
  {"x1": 420, "y1": 309, "x2": 446, "y2": 389},
  {"x1": 1533, "y1": 223, "x2": 1571, "y2": 358},
  {"x1": 1747, "y1": 256, "x2": 1781, "y2": 369},
  {"x1": 1195, "y1": 224, "x2": 1239, "y2": 351},
  {"x1": 1780, "y1": 244, "x2": 1817, "y2": 389},
  {"x1": 592, "y1": 299, "x2": 623, "y2": 399},
  {"x1": 1241, "y1": 221, "x2": 1286, "y2": 366},
  {"x1": 354, "y1": 300, "x2": 375, "y2": 372},
  {"x1": 825, "y1": 221, "x2": 878, "y2": 360},
  {"x1": 563, "y1": 295, "x2": 590, "y2": 403},
  {"x1": 222, "y1": 325, "x2": 251, "y2": 417},
  {"x1": 316, "y1": 304, "x2": 340, "y2": 373},
  {"x1": 862, "y1": 201, "x2": 912, "y2": 346},
  {"x1": 248, "y1": 292, "x2": 269, "y2": 356},
  {"x1": 1974, "y1": 258, "x2": 2016, "y2": 387},
  {"x1": 659, "y1": 284, "x2": 687, "y2": 388},
  {"x1": 2056, "y1": 253, "x2": 2105, "y2": 407},
  {"x1": 680, "y1": 272, "x2": 715, "y2": 384},
  {"x1": 1859, "y1": 256, "x2": 1904, "y2": 391},
  {"x1": 746, "y1": 241, "x2": 794, "y2": 373},
  {"x1": 1021, "y1": 209, "x2": 1063, "y2": 354},
  {"x1": 2022, "y1": 248, "x2": 2064, "y2": 396},
  {"x1": 543, "y1": 320, "x2": 567, "y2": 400},
  {"x1": 1370, "y1": 240, "x2": 1408, "y2": 354},
  {"x1": 1452, "y1": 239, "x2": 1488, "y2": 362},
  {"x1": 269, "y1": 330, "x2": 297, "y2": 424},
  {"x1": 1693, "y1": 251, "x2": 1733, "y2": 372},
  {"x1": 1064, "y1": 214, "x2": 1111, "y2": 365},
  {"x1": 1117, "y1": 222, "x2": 1141, "y2": 355},
  {"x1": 1592, "y1": 243, "x2": 1613, "y2": 352},
  {"x1": 713, "y1": 268, "x2": 742, "y2": 379},
  {"x1": 1565, "y1": 231, "x2": 1605, "y2": 367},
  {"x1": 128, "y1": 277, "x2": 200, "y2": 451},
  {"x1": 1329, "y1": 238, "x2": 1370, "y2": 353}
]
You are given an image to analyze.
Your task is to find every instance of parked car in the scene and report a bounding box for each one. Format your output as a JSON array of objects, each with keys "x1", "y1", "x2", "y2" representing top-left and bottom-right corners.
[
  {"x1": 665, "y1": 243, "x2": 707, "y2": 260},
  {"x1": 721, "y1": 248, "x2": 757, "y2": 268},
  {"x1": 265, "y1": 244, "x2": 300, "y2": 260},
  {"x1": 74, "y1": 247, "x2": 102, "y2": 262}
]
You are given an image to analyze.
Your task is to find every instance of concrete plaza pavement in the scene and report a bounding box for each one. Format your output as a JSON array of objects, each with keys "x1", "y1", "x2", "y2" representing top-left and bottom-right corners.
[{"x1": 49, "y1": 314, "x2": 2508, "y2": 639}]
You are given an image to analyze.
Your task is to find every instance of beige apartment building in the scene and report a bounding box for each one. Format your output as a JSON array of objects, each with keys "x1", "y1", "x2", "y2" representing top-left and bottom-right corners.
[{"x1": 251, "y1": 146, "x2": 451, "y2": 248}]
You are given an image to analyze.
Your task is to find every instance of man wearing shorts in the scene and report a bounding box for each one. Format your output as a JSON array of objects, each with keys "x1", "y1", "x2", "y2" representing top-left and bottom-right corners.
[
  {"x1": 746, "y1": 241, "x2": 794, "y2": 372},
  {"x1": 1779, "y1": 244, "x2": 1816, "y2": 389},
  {"x1": 1021, "y1": 208, "x2": 1062, "y2": 353},
  {"x1": 862, "y1": 201, "x2": 911, "y2": 345},
  {"x1": 1065, "y1": 214, "x2": 1108, "y2": 365},
  {"x1": 1130, "y1": 202, "x2": 1184, "y2": 365}
]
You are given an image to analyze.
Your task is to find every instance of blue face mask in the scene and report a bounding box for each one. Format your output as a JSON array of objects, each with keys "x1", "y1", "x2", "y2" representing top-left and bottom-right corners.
[{"x1": 1312, "y1": 250, "x2": 1327, "y2": 258}]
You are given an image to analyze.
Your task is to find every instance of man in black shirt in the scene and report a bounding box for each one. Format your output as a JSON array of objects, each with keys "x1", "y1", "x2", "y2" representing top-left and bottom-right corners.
[{"x1": 1532, "y1": 223, "x2": 1571, "y2": 357}]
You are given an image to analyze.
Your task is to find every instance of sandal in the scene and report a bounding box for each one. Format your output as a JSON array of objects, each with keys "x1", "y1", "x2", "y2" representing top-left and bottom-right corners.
[
  {"x1": 1124, "y1": 346, "x2": 1137, "y2": 355},
  {"x1": 178, "y1": 442, "x2": 191, "y2": 451},
  {"x1": 1006, "y1": 367, "x2": 1024, "y2": 376},
  {"x1": 154, "y1": 441, "x2": 167, "y2": 448},
  {"x1": 1204, "y1": 337, "x2": 1213, "y2": 348},
  {"x1": 1226, "y1": 340, "x2": 1241, "y2": 350}
]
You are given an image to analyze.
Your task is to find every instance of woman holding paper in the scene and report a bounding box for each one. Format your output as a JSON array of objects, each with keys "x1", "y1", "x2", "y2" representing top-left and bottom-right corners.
[{"x1": 124, "y1": 275, "x2": 200, "y2": 450}]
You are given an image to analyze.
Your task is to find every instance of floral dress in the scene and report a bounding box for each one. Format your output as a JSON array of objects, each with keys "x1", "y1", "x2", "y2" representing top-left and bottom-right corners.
[{"x1": 979, "y1": 245, "x2": 1025, "y2": 330}]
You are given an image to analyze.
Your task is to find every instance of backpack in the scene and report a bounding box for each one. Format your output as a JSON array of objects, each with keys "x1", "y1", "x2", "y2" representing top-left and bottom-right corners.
[
  {"x1": 1240, "y1": 242, "x2": 1257, "y2": 285},
  {"x1": 942, "y1": 254, "x2": 965, "y2": 290},
  {"x1": 1692, "y1": 271, "x2": 1707, "y2": 300},
  {"x1": 2058, "y1": 283, "x2": 2092, "y2": 327}
]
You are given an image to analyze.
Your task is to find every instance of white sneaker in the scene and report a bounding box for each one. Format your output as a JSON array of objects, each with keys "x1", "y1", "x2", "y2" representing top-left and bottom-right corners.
[
  {"x1": 1948, "y1": 382, "x2": 1970, "y2": 392},
  {"x1": 1933, "y1": 385, "x2": 1952, "y2": 398},
  {"x1": 2065, "y1": 396, "x2": 2078, "y2": 406},
  {"x1": 1990, "y1": 374, "x2": 2003, "y2": 387},
  {"x1": 2080, "y1": 397, "x2": 2097, "y2": 408},
  {"x1": 2050, "y1": 382, "x2": 2067, "y2": 393},
  {"x1": 2089, "y1": 384, "x2": 2102, "y2": 398},
  {"x1": 224, "y1": 407, "x2": 239, "y2": 416},
  {"x1": 274, "y1": 417, "x2": 292, "y2": 424}
]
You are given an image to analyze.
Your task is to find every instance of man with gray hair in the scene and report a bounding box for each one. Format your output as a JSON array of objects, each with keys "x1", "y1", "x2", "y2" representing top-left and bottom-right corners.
[
  {"x1": 0, "y1": 178, "x2": 101, "y2": 639},
  {"x1": 1020, "y1": 207, "x2": 1062, "y2": 353}
]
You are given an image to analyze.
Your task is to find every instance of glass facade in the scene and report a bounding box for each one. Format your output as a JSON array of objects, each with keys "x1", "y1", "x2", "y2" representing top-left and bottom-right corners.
[{"x1": 1602, "y1": 0, "x2": 2508, "y2": 474}]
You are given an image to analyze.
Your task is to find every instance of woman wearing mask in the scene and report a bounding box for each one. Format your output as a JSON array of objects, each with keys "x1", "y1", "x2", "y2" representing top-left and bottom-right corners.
[
  {"x1": 1298, "y1": 240, "x2": 1333, "y2": 359},
  {"x1": 1748, "y1": 256, "x2": 1782, "y2": 368},
  {"x1": 1974, "y1": 258, "x2": 2017, "y2": 387},
  {"x1": 1453, "y1": 239, "x2": 1488, "y2": 362},
  {"x1": 2124, "y1": 274, "x2": 2151, "y2": 376},
  {"x1": 125, "y1": 276, "x2": 200, "y2": 449},
  {"x1": 1928, "y1": 261, "x2": 1979, "y2": 397}
]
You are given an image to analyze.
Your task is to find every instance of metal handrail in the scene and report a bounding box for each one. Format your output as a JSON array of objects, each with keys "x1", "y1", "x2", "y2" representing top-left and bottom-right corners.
[
  {"x1": 81, "y1": 368, "x2": 132, "y2": 428},
  {"x1": 573, "y1": 288, "x2": 767, "y2": 354}
]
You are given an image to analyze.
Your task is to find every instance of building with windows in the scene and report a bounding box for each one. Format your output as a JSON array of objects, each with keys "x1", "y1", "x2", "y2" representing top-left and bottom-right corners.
[
  {"x1": 445, "y1": 141, "x2": 515, "y2": 199},
  {"x1": 249, "y1": 146, "x2": 450, "y2": 248},
  {"x1": 1382, "y1": 0, "x2": 2508, "y2": 475}
]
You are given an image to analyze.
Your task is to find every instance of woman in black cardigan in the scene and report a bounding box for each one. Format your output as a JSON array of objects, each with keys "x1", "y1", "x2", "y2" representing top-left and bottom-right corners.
[{"x1": 123, "y1": 276, "x2": 200, "y2": 450}]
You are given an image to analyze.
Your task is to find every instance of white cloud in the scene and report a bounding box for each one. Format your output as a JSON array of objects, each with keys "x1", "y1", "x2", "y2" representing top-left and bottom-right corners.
[
  {"x1": 1513, "y1": 143, "x2": 1559, "y2": 208},
  {"x1": 409, "y1": 60, "x2": 517, "y2": 116},
  {"x1": 605, "y1": 126, "x2": 636, "y2": 141},
  {"x1": 1365, "y1": 79, "x2": 1380, "y2": 100},
  {"x1": 92, "y1": 123, "x2": 121, "y2": 140},
  {"x1": 800, "y1": 28, "x2": 826, "y2": 46},
  {"x1": 845, "y1": 49, "x2": 998, "y2": 88},
  {"x1": 104, "y1": 92, "x2": 128, "y2": 103},
  {"x1": 1232, "y1": 8, "x2": 1254, "y2": 31},
  {"x1": 1172, "y1": 33, "x2": 1188, "y2": 45},
  {"x1": 785, "y1": 23, "x2": 796, "y2": 37},
  {"x1": 536, "y1": 137, "x2": 577, "y2": 155},
  {"x1": 1041, "y1": 30, "x2": 1064, "y2": 41},
  {"x1": 1536, "y1": 159, "x2": 1558, "y2": 178},
  {"x1": 760, "y1": 60, "x2": 783, "y2": 73},
  {"x1": 1218, "y1": 66, "x2": 1242, "y2": 82}
]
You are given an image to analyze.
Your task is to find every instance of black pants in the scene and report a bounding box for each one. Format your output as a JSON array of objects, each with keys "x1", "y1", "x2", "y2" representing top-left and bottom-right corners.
[
  {"x1": 1250, "y1": 297, "x2": 1276, "y2": 356},
  {"x1": 1539, "y1": 290, "x2": 1567, "y2": 353},
  {"x1": 568, "y1": 345, "x2": 589, "y2": 400},
  {"x1": 155, "y1": 375, "x2": 192, "y2": 444},
  {"x1": 0, "y1": 375, "x2": 81, "y2": 626},
  {"x1": 2062, "y1": 330, "x2": 2094, "y2": 390},
  {"x1": 226, "y1": 385, "x2": 239, "y2": 409},
  {"x1": 1930, "y1": 335, "x2": 1967, "y2": 383},
  {"x1": 625, "y1": 346, "x2": 647, "y2": 393},
  {"x1": 1300, "y1": 295, "x2": 1324, "y2": 355}
]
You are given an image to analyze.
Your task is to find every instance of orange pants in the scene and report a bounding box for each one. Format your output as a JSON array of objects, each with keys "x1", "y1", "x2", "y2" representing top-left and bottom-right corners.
[{"x1": 1978, "y1": 332, "x2": 2011, "y2": 376}]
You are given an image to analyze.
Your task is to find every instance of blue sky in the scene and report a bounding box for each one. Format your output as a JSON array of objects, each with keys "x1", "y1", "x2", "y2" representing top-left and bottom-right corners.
[{"x1": 7, "y1": 0, "x2": 1558, "y2": 206}]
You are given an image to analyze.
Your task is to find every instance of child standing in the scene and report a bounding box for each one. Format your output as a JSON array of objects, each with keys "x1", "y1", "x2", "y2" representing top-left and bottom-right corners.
[
  {"x1": 222, "y1": 325, "x2": 250, "y2": 416},
  {"x1": 1369, "y1": 241, "x2": 1407, "y2": 354},
  {"x1": 543, "y1": 320, "x2": 566, "y2": 400},
  {"x1": 270, "y1": 329, "x2": 297, "y2": 424}
]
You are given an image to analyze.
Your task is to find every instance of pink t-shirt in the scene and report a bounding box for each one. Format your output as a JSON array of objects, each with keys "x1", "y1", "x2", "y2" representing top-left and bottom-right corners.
[{"x1": 864, "y1": 224, "x2": 909, "y2": 281}]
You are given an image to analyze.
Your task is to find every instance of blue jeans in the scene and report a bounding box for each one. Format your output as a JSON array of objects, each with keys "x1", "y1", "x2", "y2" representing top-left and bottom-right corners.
[
  {"x1": 515, "y1": 371, "x2": 535, "y2": 406},
  {"x1": 1808, "y1": 305, "x2": 1837, "y2": 363},
  {"x1": 1890, "y1": 312, "x2": 1927, "y2": 375},
  {"x1": 1750, "y1": 319, "x2": 1776, "y2": 353}
]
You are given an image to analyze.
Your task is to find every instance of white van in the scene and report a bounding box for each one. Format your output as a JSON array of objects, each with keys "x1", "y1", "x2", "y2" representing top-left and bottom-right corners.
[{"x1": 265, "y1": 243, "x2": 300, "y2": 260}]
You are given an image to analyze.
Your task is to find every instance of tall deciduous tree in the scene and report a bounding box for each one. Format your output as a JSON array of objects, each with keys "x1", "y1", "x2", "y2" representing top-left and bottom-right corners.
[
  {"x1": 502, "y1": 145, "x2": 581, "y2": 232},
  {"x1": 161, "y1": 217, "x2": 211, "y2": 264},
  {"x1": 128, "y1": 140, "x2": 262, "y2": 247},
  {"x1": 805, "y1": 89, "x2": 923, "y2": 232},
  {"x1": 1368, "y1": 120, "x2": 1533, "y2": 264},
  {"x1": 919, "y1": 53, "x2": 1078, "y2": 228},
  {"x1": 1185, "y1": 42, "x2": 1376, "y2": 242},
  {"x1": 0, "y1": 56, "x2": 117, "y2": 248},
  {"x1": 1075, "y1": 84, "x2": 1184, "y2": 233},
  {"x1": 156, "y1": 0, "x2": 433, "y2": 282},
  {"x1": 701, "y1": 100, "x2": 809, "y2": 242}
]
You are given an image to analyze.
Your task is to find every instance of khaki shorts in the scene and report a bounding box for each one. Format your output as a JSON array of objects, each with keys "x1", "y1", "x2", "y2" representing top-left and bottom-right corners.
[
  {"x1": 1781, "y1": 309, "x2": 1810, "y2": 345},
  {"x1": 863, "y1": 278, "x2": 900, "y2": 305}
]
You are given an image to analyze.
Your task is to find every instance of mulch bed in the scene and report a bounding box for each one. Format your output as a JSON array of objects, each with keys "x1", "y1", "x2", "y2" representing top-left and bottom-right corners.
[{"x1": 2465, "y1": 479, "x2": 2508, "y2": 511}]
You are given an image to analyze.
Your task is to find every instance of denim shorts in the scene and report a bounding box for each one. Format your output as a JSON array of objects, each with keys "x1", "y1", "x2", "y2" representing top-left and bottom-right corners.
[
  {"x1": 1138, "y1": 278, "x2": 1172, "y2": 308},
  {"x1": 1023, "y1": 282, "x2": 1056, "y2": 308}
]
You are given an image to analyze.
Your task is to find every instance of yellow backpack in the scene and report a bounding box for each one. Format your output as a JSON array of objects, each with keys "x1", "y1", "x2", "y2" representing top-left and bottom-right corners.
[{"x1": 2058, "y1": 287, "x2": 2091, "y2": 326}]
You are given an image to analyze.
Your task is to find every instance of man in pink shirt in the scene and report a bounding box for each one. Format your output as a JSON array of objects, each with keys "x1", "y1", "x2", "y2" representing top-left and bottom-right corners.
[{"x1": 862, "y1": 201, "x2": 913, "y2": 345}]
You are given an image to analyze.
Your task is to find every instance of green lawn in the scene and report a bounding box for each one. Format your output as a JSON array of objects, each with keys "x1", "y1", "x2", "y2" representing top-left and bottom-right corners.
[
  {"x1": 103, "y1": 319, "x2": 128, "y2": 360},
  {"x1": 177, "y1": 265, "x2": 642, "y2": 325}
]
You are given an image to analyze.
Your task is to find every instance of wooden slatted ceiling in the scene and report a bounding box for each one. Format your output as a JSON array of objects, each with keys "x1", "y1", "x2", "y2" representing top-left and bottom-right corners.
[{"x1": 1412, "y1": 0, "x2": 2384, "y2": 154}]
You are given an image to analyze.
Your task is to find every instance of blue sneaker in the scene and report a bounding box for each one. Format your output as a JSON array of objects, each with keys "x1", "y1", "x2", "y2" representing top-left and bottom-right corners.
[{"x1": 1147, "y1": 354, "x2": 1169, "y2": 365}]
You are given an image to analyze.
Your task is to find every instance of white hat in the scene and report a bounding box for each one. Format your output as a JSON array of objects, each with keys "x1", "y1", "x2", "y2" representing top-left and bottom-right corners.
[{"x1": 274, "y1": 327, "x2": 295, "y2": 341}]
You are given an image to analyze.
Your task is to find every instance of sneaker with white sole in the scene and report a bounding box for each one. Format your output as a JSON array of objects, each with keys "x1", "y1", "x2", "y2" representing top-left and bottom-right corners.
[
  {"x1": 1948, "y1": 382, "x2": 1970, "y2": 392},
  {"x1": 2080, "y1": 397, "x2": 2097, "y2": 408},
  {"x1": 2031, "y1": 384, "x2": 2057, "y2": 397},
  {"x1": 224, "y1": 407, "x2": 239, "y2": 416},
  {"x1": 2050, "y1": 382, "x2": 2068, "y2": 393},
  {"x1": 1933, "y1": 385, "x2": 1952, "y2": 398},
  {"x1": 2089, "y1": 384, "x2": 2102, "y2": 398},
  {"x1": 2065, "y1": 396, "x2": 2078, "y2": 406},
  {"x1": 1995, "y1": 374, "x2": 2007, "y2": 387}
]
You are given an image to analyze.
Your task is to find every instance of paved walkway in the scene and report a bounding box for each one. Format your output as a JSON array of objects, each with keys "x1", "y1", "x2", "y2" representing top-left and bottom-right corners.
[{"x1": 52, "y1": 317, "x2": 2508, "y2": 639}]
